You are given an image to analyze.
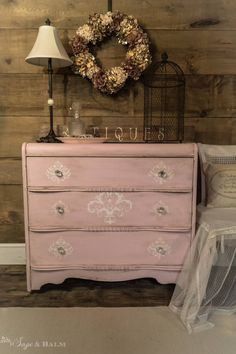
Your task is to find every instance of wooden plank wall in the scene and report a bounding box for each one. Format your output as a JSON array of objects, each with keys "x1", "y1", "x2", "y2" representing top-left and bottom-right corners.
[{"x1": 0, "y1": 0, "x2": 236, "y2": 243}]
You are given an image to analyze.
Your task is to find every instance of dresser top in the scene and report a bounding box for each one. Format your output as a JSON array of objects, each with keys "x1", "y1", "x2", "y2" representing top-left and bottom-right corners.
[{"x1": 22, "y1": 142, "x2": 197, "y2": 158}]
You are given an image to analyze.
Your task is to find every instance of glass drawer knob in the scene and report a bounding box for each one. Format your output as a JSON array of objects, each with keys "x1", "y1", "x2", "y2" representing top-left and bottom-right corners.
[
  {"x1": 158, "y1": 170, "x2": 167, "y2": 178},
  {"x1": 156, "y1": 246, "x2": 166, "y2": 255},
  {"x1": 157, "y1": 206, "x2": 167, "y2": 215},
  {"x1": 56, "y1": 206, "x2": 64, "y2": 215},
  {"x1": 57, "y1": 246, "x2": 66, "y2": 255},
  {"x1": 55, "y1": 169, "x2": 63, "y2": 178}
]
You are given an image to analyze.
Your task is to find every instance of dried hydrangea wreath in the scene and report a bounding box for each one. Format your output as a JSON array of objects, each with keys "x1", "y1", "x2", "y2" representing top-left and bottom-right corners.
[{"x1": 70, "y1": 11, "x2": 151, "y2": 94}]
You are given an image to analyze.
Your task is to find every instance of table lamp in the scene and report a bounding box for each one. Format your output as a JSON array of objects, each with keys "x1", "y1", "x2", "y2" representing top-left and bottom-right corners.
[{"x1": 25, "y1": 19, "x2": 72, "y2": 143}]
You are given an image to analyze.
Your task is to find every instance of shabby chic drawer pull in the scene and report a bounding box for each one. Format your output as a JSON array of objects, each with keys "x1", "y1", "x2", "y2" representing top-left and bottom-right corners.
[
  {"x1": 56, "y1": 206, "x2": 65, "y2": 215},
  {"x1": 157, "y1": 206, "x2": 167, "y2": 215},
  {"x1": 158, "y1": 170, "x2": 167, "y2": 179},
  {"x1": 147, "y1": 240, "x2": 171, "y2": 258},
  {"x1": 55, "y1": 169, "x2": 63, "y2": 178},
  {"x1": 48, "y1": 238, "x2": 73, "y2": 258},
  {"x1": 155, "y1": 246, "x2": 167, "y2": 255},
  {"x1": 148, "y1": 162, "x2": 174, "y2": 184},
  {"x1": 57, "y1": 246, "x2": 66, "y2": 255}
]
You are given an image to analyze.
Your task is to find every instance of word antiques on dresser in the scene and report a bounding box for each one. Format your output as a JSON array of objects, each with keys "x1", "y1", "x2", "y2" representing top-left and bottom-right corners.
[
  {"x1": 85, "y1": 126, "x2": 153, "y2": 142},
  {"x1": 22, "y1": 143, "x2": 197, "y2": 291}
]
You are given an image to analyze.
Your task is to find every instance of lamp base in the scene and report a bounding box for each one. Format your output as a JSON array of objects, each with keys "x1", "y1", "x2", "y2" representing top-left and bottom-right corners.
[{"x1": 37, "y1": 130, "x2": 63, "y2": 143}]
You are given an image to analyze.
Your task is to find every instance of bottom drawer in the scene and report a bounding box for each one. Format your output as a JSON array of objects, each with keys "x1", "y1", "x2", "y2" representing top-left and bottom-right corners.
[{"x1": 29, "y1": 230, "x2": 190, "y2": 269}]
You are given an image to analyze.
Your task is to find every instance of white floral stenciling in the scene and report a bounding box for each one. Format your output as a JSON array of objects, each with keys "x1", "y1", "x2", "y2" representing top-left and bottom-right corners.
[
  {"x1": 147, "y1": 239, "x2": 171, "y2": 258},
  {"x1": 148, "y1": 161, "x2": 174, "y2": 184},
  {"x1": 151, "y1": 201, "x2": 169, "y2": 217},
  {"x1": 50, "y1": 201, "x2": 70, "y2": 216},
  {"x1": 48, "y1": 238, "x2": 73, "y2": 258},
  {"x1": 46, "y1": 161, "x2": 71, "y2": 183},
  {"x1": 87, "y1": 192, "x2": 132, "y2": 225}
]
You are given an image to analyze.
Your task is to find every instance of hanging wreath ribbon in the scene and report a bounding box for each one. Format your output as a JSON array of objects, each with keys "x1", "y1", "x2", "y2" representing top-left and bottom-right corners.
[{"x1": 70, "y1": 11, "x2": 152, "y2": 94}]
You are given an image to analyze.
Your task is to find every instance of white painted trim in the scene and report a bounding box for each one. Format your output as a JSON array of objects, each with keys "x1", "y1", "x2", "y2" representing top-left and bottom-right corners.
[{"x1": 0, "y1": 243, "x2": 26, "y2": 265}]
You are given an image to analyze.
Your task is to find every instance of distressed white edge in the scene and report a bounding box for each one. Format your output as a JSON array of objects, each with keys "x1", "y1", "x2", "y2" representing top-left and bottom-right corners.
[{"x1": 0, "y1": 243, "x2": 26, "y2": 265}]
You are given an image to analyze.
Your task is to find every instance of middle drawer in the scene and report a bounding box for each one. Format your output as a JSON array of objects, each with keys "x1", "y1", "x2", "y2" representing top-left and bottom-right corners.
[{"x1": 28, "y1": 191, "x2": 192, "y2": 230}]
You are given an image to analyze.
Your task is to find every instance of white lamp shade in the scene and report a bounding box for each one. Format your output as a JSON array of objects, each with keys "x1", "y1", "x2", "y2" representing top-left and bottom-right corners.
[{"x1": 25, "y1": 24, "x2": 72, "y2": 68}]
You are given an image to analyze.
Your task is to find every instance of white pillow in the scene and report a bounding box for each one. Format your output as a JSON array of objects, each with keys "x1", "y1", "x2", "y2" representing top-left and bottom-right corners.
[
  {"x1": 198, "y1": 143, "x2": 236, "y2": 207},
  {"x1": 204, "y1": 163, "x2": 236, "y2": 207}
]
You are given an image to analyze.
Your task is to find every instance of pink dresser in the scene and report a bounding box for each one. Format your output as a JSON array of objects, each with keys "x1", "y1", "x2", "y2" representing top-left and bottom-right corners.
[{"x1": 22, "y1": 143, "x2": 198, "y2": 291}]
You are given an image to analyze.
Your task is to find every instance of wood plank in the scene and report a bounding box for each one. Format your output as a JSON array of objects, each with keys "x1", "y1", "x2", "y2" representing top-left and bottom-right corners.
[
  {"x1": 0, "y1": 74, "x2": 48, "y2": 116},
  {"x1": 229, "y1": 118, "x2": 236, "y2": 144},
  {"x1": 0, "y1": 185, "x2": 23, "y2": 223},
  {"x1": 1, "y1": 0, "x2": 235, "y2": 30},
  {"x1": 134, "y1": 75, "x2": 236, "y2": 118},
  {"x1": 1, "y1": 73, "x2": 236, "y2": 119},
  {"x1": 0, "y1": 185, "x2": 24, "y2": 243},
  {"x1": 53, "y1": 72, "x2": 133, "y2": 118},
  {"x1": 113, "y1": 0, "x2": 236, "y2": 30},
  {"x1": 185, "y1": 117, "x2": 233, "y2": 144},
  {"x1": 0, "y1": 29, "x2": 71, "y2": 74},
  {"x1": 0, "y1": 224, "x2": 25, "y2": 243},
  {"x1": 0, "y1": 0, "x2": 107, "y2": 29},
  {"x1": 0, "y1": 265, "x2": 174, "y2": 306},
  {"x1": 185, "y1": 75, "x2": 236, "y2": 118},
  {"x1": 0, "y1": 116, "x2": 145, "y2": 157},
  {"x1": 0, "y1": 159, "x2": 22, "y2": 184},
  {"x1": 147, "y1": 30, "x2": 236, "y2": 75},
  {"x1": 0, "y1": 29, "x2": 128, "y2": 74},
  {"x1": 0, "y1": 114, "x2": 233, "y2": 157},
  {"x1": 0, "y1": 116, "x2": 63, "y2": 157},
  {"x1": 0, "y1": 74, "x2": 132, "y2": 117},
  {"x1": 2, "y1": 29, "x2": 236, "y2": 74}
]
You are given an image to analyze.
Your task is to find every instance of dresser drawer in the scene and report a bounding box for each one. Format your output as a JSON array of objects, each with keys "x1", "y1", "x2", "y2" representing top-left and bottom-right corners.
[
  {"x1": 26, "y1": 157, "x2": 193, "y2": 190},
  {"x1": 29, "y1": 230, "x2": 191, "y2": 268},
  {"x1": 28, "y1": 191, "x2": 192, "y2": 230}
]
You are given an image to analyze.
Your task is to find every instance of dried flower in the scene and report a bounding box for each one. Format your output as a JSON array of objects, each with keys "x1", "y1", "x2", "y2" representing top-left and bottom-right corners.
[
  {"x1": 100, "y1": 12, "x2": 113, "y2": 26},
  {"x1": 92, "y1": 70, "x2": 107, "y2": 90},
  {"x1": 76, "y1": 24, "x2": 94, "y2": 43}
]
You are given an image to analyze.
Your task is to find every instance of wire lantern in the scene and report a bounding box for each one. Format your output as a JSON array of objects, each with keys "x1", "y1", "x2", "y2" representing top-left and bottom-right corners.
[{"x1": 143, "y1": 52, "x2": 185, "y2": 142}]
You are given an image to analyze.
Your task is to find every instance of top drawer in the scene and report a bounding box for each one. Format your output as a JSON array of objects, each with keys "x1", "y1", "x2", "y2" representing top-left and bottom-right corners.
[
  {"x1": 24, "y1": 142, "x2": 196, "y2": 158},
  {"x1": 26, "y1": 157, "x2": 193, "y2": 190}
]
